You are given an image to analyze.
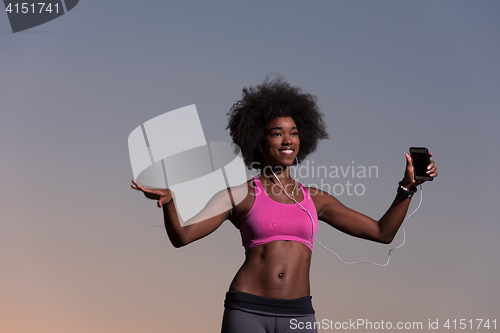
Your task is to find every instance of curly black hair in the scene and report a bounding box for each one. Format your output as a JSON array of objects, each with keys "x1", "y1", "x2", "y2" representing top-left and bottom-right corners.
[{"x1": 227, "y1": 75, "x2": 329, "y2": 170}]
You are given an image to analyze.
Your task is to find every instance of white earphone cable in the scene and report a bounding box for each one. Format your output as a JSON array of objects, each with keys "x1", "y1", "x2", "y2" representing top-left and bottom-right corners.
[
  {"x1": 260, "y1": 151, "x2": 423, "y2": 266},
  {"x1": 314, "y1": 186, "x2": 422, "y2": 266}
]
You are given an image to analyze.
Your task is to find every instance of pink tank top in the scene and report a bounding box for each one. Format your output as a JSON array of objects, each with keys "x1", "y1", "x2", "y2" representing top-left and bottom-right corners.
[{"x1": 239, "y1": 177, "x2": 319, "y2": 251}]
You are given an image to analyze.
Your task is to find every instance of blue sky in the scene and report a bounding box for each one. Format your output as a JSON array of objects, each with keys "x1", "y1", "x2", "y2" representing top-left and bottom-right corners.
[{"x1": 1, "y1": 1, "x2": 499, "y2": 332}]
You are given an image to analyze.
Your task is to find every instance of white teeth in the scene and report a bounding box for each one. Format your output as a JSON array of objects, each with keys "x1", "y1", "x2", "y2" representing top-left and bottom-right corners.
[{"x1": 281, "y1": 150, "x2": 293, "y2": 154}]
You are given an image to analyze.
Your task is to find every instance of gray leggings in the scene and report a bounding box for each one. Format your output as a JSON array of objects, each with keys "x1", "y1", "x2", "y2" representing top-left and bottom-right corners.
[{"x1": 221, "y1": 308, "x2": 318, "y2": 333}]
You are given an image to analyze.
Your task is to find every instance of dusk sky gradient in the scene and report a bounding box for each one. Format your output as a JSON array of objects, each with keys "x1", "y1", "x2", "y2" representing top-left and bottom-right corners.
[{"x1": 1, "y1": 1, "x2": 499, "y2": 332}]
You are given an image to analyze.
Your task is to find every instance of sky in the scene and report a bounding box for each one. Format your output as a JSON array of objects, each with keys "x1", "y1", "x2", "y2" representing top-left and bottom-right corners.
[{"x1": 1, "y1": 1, "x2": 499, "y2": 332}]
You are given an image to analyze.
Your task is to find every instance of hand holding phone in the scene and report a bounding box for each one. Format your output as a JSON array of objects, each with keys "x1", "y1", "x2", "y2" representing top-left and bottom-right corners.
[{"x1": 409, "y1": 147, "x2": 434, "y2": 181}]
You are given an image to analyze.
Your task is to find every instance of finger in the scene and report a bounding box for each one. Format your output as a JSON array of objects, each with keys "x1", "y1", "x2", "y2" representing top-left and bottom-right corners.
[
  {"x1": 157, "y1": 200, "x2": 162, "y2": 208},
  {"x1": 428, "y1": 152, "x2": 434, "y2": 157},
  {"x1": 426, "y1": 160, "x2": 435, "y2": 173},
  {"x1": 132, "y1": 183, "x2": 154, "y2": 194},
  {"x1": 131, "y1": 183, "x2": 145, "y2": 191},
  {"x1": 405, "y1": 152, "x2": 412, "y2": 167},
  {"x1": 132, "y1": 179, "x2": 146, "y2": 188}
]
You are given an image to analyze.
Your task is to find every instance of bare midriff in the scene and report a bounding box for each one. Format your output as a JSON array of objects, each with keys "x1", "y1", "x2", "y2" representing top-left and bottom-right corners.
[{"x1": 228, "y1": 240, "x2": 312, "y2": 299}]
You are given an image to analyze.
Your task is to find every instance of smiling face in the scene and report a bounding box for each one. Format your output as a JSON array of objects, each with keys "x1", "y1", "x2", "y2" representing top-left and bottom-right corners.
[{"x1": 260, "y1": 116, "x2": 300, "y2": 169}]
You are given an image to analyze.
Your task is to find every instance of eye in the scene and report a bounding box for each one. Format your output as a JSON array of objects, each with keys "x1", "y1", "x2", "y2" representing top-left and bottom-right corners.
[
  {"x1": 271, "y1": 132, "x2": 281, "y2": 137},
  {"x1": 292, "y1": 131, "x2": 299, "y2": 137}
]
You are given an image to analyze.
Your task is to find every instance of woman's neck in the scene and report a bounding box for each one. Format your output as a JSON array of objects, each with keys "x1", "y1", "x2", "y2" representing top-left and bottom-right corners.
[{"x1": 260, "y1": 165, "x2": 293, "y2": 183}]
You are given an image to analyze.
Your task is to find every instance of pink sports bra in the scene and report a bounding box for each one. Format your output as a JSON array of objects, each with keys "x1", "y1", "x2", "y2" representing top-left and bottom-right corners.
[{"x1": 239, "y1": 177, "x2": 319, "y2": 251}]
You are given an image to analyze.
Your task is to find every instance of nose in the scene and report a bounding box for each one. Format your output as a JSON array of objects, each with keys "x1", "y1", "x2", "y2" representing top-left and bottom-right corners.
[
  {"x1": 282, "y1": 132, "x2": 295, "y2": 145},
  {"x1": 282, "y1": 136, "x2": 292, "y2": 145}
]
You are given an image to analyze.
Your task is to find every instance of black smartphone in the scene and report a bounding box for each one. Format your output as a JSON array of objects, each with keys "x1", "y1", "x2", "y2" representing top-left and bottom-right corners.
[{"x1": 409, "y1": 147, "x2": 433, "y2": 181}]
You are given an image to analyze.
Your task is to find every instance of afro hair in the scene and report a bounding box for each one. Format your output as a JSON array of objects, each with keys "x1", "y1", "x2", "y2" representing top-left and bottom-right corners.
[{"x1": 227, "y1": 75, "x2": 329, "y2": 169}]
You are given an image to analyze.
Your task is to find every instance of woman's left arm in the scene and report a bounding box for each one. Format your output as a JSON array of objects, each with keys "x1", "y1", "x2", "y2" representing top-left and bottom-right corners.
[{"x1": 312, "y1": 153, "x2": 437, "y2": 244}]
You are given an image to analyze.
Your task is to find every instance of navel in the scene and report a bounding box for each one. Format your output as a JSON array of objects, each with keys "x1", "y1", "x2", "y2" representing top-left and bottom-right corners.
[{"x1": 278, "y1": 270, "x2": 284, "y2": 278}]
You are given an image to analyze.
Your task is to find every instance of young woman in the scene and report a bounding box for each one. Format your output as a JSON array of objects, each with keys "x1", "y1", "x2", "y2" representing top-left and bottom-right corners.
[{"x1": 131, "y1": 77, "x2": 438, "y2": 333}]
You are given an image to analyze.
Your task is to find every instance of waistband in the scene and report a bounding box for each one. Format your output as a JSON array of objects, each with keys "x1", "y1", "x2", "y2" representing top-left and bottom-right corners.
[{"x1": 224, "y1": 291, "x2": 315, "y2": 317}]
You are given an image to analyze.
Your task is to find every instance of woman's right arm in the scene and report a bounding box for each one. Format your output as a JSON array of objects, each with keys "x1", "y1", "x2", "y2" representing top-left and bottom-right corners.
[{"x1": 131, "y1": 180, "x2": 234, "y2": 248}]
